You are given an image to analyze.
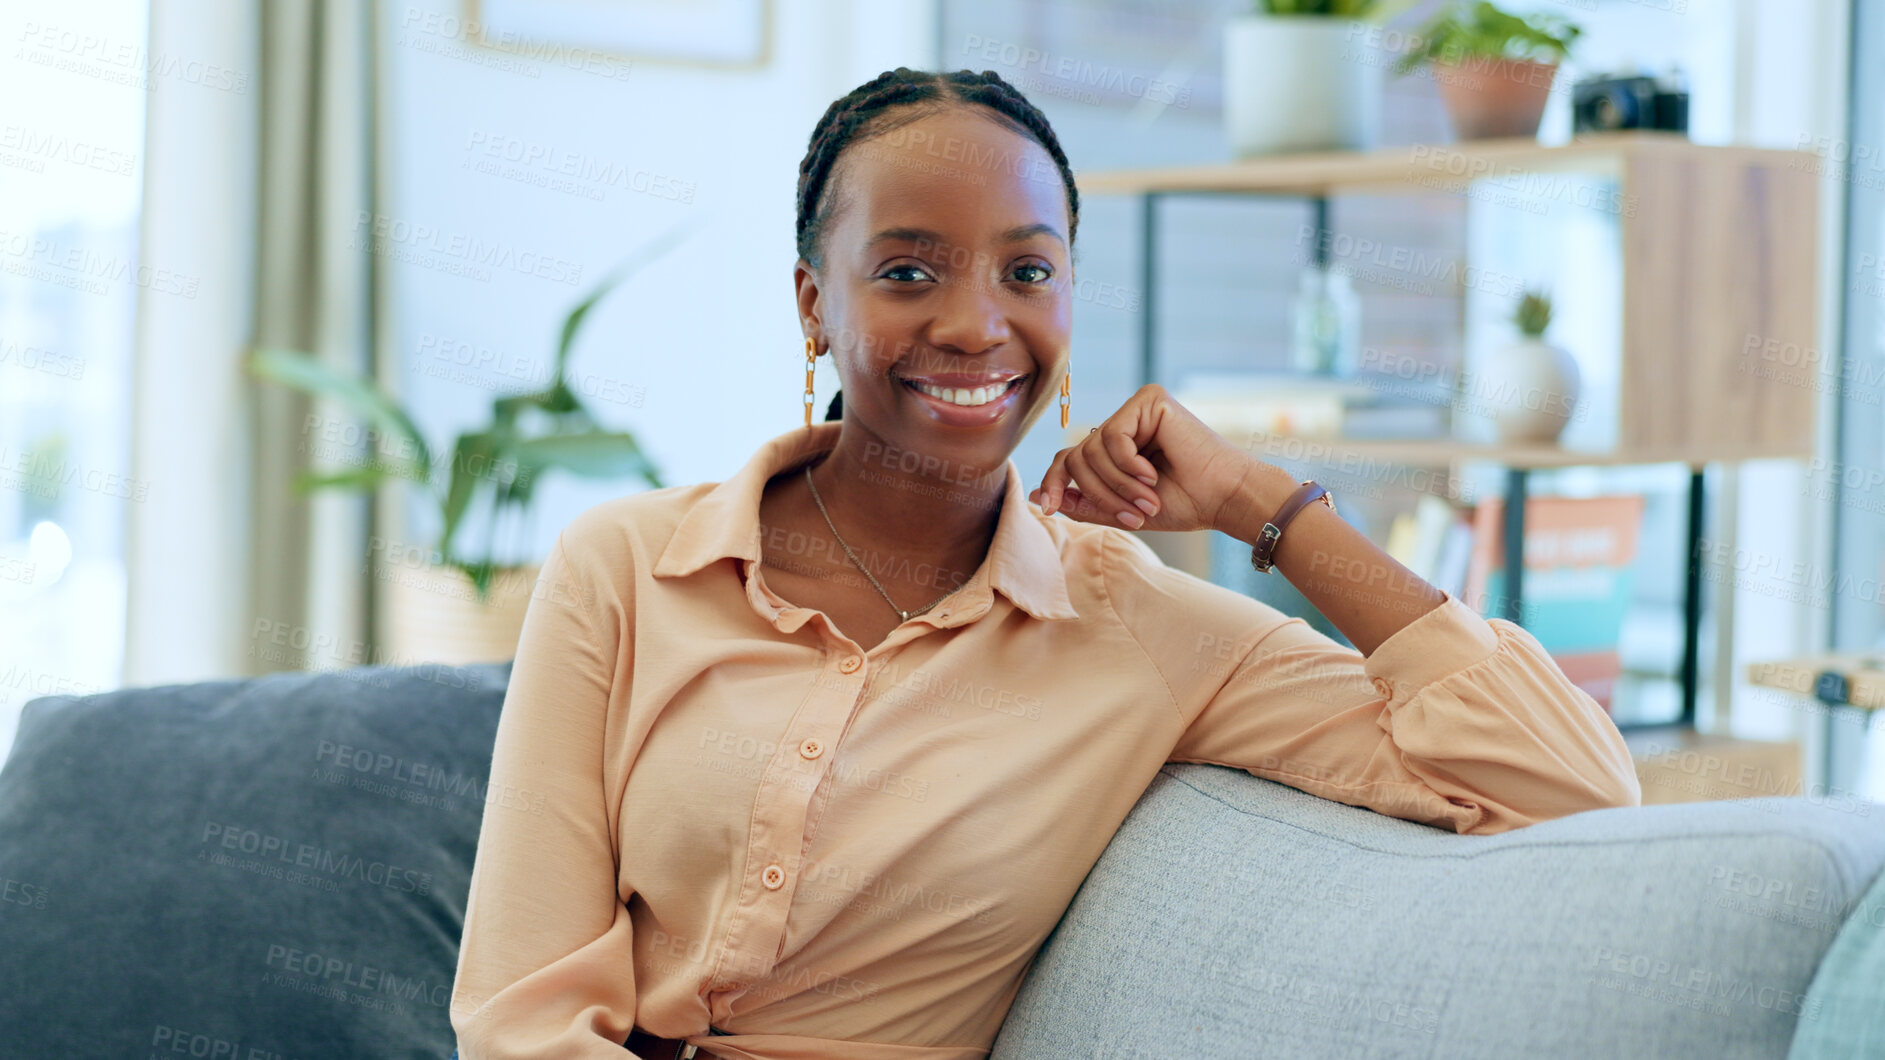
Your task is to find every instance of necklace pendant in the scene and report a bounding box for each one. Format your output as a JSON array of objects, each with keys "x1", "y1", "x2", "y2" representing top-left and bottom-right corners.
[{"x1": 805, "y1": 464, "x2": 955, "y2": 628}]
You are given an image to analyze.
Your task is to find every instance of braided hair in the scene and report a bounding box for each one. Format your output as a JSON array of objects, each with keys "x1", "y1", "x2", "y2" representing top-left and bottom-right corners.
[{"x1": 797, "y1": 67, "x2": 1081, "y2": 423}]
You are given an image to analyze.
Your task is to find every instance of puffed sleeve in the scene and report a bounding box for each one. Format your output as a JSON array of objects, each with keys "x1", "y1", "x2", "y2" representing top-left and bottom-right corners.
[
  {"x1": 451, "y1": 528, "x2": 642, "y2": 1058},
  {"x1": 1167, "y1": 580, "x2": 1641, "y2": 836}
]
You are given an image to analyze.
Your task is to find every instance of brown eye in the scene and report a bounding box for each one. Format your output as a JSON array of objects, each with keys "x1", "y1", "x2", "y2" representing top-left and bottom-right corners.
[
  {"x1": 881, "y1": 263, "x2": 934, "y2": 283},
  {"x1": 1011, "y1": 262, "x2": 1052, "y2": 284}
]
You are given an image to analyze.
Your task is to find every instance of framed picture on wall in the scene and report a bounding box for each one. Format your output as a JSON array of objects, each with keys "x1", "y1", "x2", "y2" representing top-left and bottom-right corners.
[
  {"x1": 466, "y1": 0, "x2": 771, "y2": 68},
  {"x1": 940, "y1": 0, "x2": 1237, "y2": 115}
]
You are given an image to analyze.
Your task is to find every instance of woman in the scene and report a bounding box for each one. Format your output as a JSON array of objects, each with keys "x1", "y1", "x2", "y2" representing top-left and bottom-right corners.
[{"x1": 449, "y1": 67, "x2": 1640, "y2": 1060}]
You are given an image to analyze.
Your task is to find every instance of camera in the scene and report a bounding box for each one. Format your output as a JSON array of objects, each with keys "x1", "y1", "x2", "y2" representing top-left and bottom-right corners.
[{"x1": 1572, "y1": 74, "x2": 1689, "y2": 134}]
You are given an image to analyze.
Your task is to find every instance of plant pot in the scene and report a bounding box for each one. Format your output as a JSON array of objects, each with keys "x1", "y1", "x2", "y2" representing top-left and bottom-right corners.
[
  {"x1": 1432, "y1": 58, "x2": 1557, "y2": 140},
  {"x1": 1223, "y1": 15, "x2": 1381, "y2": 157},
  {"x1": 1474, "y1": 337, "x2": 1581, "y2": 443},
  {"x1": 381, "y1": 560, "x2": 541, "y2": 665}
]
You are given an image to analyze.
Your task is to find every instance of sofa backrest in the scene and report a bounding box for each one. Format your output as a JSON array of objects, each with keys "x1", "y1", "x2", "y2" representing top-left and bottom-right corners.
[{"x1": 990, "y1": 761, "x2": 1885, "y2": 1060}]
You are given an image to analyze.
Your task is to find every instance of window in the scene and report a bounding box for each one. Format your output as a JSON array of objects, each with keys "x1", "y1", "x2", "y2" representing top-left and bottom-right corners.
[
  {"x1": 0, "y1": 1, "x2": 149, "y2": 762},
  {"x1": 1829, "y1": 0, "x2": 1885, "y2": 797}
]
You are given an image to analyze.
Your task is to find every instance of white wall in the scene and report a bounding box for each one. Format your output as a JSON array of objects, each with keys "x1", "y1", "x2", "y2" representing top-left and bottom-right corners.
[
  {"x1": 379, "y1": 0, "x2": 936, "y2": 564},
  {"x1": 124, "y1": 0, "x2": 258, "y2": 687}
]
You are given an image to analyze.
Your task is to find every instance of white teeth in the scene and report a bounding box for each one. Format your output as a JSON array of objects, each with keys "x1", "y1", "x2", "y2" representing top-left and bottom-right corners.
[{"x1": 912, "y1": 379, "x2": 1012, "y2": 407}]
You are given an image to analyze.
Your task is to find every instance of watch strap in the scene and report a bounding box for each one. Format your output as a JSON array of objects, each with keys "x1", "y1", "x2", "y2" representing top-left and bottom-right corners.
[{"x1": 1250, "y1": 480, "x2": 1334, "y2": 574}]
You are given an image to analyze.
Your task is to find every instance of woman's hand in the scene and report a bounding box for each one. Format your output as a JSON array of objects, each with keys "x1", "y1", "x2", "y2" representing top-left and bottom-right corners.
[{"x1": 1028, "y1": 383, "x2": 1285, "y2": 533}]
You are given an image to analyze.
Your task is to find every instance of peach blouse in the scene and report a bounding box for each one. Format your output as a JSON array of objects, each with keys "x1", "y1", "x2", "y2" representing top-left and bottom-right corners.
[{"x1": 449, "y1": 421, "x2": 1641, "y2": 1060}]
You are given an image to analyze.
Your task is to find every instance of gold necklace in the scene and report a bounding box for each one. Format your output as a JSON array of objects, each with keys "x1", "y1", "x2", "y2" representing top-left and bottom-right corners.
[{"x1": 803, "y1": 464, "x2": 960, "y2": 623}]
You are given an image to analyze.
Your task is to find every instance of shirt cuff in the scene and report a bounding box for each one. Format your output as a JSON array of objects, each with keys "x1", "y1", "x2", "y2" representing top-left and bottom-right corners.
[{"x1": 1361, "y1": 589, "x2": 1500, "y2": 706}]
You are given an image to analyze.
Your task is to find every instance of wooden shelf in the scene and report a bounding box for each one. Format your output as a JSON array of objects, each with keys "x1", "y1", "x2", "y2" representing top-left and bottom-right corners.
[
  {"x1": 1747, "y1": 655, "x2": 1885, "y2": 711},
  {"x1": 1075, "y1": 131, "x2": 1817, "y2": 197}
]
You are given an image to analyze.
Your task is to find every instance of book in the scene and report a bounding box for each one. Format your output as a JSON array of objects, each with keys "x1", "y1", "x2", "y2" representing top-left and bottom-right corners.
[
  {"x1": 1173, "y1": 371, "x2": 1454, "y2": 442},
  {"x1": 1408, "y1": 494, "x2": 1459, "y2": 583},
  {"x1": 1384, "y1": 512, "x2": 1420, "y2": 571},
  {"x1": 1341, "y1": 403, "x2": 1451, "y2": 439},
  {"x1": 1459, "y1": 494, "x2": 1646, "y2": 713}
]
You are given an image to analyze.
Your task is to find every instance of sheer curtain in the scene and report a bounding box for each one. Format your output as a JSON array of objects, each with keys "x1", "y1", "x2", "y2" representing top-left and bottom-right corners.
[{"x1": 126, "y1": 0, "x2": 388, "y2": 683}]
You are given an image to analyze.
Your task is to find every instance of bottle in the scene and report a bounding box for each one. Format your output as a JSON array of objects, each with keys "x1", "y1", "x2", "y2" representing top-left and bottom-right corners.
[{"x1": 1290, "y1": 265, "x2": 1361, "y2": 376}]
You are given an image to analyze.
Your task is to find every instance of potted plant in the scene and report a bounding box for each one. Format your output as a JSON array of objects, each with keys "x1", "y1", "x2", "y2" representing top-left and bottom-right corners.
[
  {"x1": 1474, "y1": 288, "x2": 1581, "y2": 443},
  {"x1": 1393, "y1": 0, "x2": 1580, "y2": 141},
  {"x1": 247, "y1": 221, "x2": 694, "y2": 664},
  {"x1": 1222, "y1": 0, "x2": 1407, "y2": 157}
]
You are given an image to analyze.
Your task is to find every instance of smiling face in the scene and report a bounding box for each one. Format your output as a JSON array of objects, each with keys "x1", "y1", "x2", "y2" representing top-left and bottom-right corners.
[{"x1": 794, "y1": 104, "x2": 1074, "y2": 476}]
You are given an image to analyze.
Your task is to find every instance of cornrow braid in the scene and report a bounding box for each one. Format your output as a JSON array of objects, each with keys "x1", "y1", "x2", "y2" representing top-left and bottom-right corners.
[{"x1": 795, "y1": 66, "x2": 1081, "y2": 272}]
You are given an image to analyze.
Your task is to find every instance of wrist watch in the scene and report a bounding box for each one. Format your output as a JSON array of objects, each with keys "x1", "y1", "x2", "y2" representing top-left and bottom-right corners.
[{"x1": 1249, "y1": 480, "x2": 1336, "y2": 574}]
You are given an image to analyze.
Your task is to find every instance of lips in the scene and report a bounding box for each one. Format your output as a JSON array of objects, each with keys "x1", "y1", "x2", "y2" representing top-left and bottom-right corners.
[{"x1": 895, "y1": 370, "x2": 1029, "y2": 426}]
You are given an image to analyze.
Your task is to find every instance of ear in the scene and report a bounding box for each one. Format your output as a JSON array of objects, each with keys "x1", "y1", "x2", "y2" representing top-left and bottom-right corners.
[{"x1": 793, "y1": 259, "x2": 823, "y2": 353}]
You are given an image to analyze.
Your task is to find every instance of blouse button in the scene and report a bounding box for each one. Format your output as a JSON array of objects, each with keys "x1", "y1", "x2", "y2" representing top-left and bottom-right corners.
[
  {"x1": 838, "y1": 655, "x2": 862, "y2": 673},
  {"x1": 761, "y1": 863, "x2": 786, "y2": 889},
  {"x1": 798, "y1": 737, "x2": 823, "y2": 759},
  {"x1": 1372, "y1": 677, "x2": 1393, "y2": 698}
]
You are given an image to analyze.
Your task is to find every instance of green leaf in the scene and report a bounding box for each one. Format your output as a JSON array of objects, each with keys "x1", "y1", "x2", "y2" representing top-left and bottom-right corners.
[
  {"x1": 440, "y1": 431, "x2": 503, "y2": 556},
  {"x1": 444, "y1": 557, "x2": 497, "y2": 604},
  {"x1": 246, "y1": 347, "x2": 433, "y2": 479},
  {"x1": 1514, "y1": 288, "x2": 1553, "y2": 337},
  {"x1": 289, "y1": 465, "x2": 410, "y2": 495},
  {"x1": 509, "y1": 432, "x2": 659, "y2": 481},
  {"x1": 1391, "y1": 0, "x2": 1579, "y2": 75}
]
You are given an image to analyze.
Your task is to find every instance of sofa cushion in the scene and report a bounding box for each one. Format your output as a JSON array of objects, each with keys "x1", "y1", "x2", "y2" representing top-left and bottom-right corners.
[
  {"x1": 1786, "y1": 859, "x2": 1885, "y2": 1057},
  {"x1": 0, "y1": 662, "x2": 508, "y2": 1059},
  {"x1": 990, "y1": 761, "x2": 1885, "y2": 1060}
]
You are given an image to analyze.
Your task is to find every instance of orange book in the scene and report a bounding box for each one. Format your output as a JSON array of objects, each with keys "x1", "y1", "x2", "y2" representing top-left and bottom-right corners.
[{"x1": 1461, "y1": 495, "x2": 1646, "y2": 713}]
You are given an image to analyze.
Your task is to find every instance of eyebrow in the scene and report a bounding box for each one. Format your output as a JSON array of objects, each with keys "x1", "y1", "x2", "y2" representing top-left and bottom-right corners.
[{"x1": 866, "y1": 223, "x2": 1066, "y2": 250}]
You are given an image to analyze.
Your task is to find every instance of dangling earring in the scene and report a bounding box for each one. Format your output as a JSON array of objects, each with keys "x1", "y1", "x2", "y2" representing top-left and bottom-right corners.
[
  {"x1": 803, "y1": 337, "x2": 817, "y2": 428},
  {"x1": 1059, "y1": 365, "x2": 1071, "y2": 429}
]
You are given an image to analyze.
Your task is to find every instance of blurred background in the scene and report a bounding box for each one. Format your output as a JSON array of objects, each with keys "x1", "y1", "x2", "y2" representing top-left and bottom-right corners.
[{"x1": 2, "y1": 0, "x2": 1881, "y2": 805}]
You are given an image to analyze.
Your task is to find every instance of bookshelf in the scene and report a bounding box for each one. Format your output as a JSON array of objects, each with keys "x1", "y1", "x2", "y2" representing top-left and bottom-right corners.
[{"x1": 1074, "y1": 132, "x2": 1822, "y2": 732}]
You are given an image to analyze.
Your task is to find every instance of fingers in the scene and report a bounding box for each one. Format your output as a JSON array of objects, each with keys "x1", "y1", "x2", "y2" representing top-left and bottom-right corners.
[
  {"x1": 1089, "y1": 427, "x2": 1162, "y2": 519},
  {"x1": 1032, "y1": 446, "x2": 1093, "y2": 520},
  {"x1": 1068, "y1": 444, "x2": 1150, "y2": 528},
  {"x1": 1030, "y1": 446, "x2": 1070, "y2": 516},
  {"x1": 1032, "y1": 427, "x2": 1160, "y2": 529},
  {"x1": 1101, "y1": 427, "x2": 1160, "y2": 490}
]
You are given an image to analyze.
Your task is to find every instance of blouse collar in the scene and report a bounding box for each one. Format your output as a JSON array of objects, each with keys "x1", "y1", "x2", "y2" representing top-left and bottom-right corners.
[{"x1": 653, "y1": 422, "x2": 1079, "y2": 622}]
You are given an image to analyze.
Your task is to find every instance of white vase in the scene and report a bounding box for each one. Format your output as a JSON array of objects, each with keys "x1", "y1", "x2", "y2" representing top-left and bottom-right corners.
[
  {"x1": 1222, "y1": 15, "x2": 1381, "y2": 157},
  {"x1": 1475, "y1": 337, "x2": 1581, "y2": 444}
]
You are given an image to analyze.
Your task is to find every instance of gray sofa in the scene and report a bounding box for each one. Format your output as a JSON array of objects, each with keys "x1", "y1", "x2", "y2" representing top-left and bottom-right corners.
[{"x1": 1, "y1": 662, "x2": 1880, "y2": 1059}]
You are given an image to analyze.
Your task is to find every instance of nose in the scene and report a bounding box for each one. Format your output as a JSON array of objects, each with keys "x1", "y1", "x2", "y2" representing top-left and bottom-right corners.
[{"x1": 924, "y1": 275, "x2": 1012, "y2": 357}]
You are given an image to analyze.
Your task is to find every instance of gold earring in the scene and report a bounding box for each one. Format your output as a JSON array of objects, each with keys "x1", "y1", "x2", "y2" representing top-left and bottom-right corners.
[
  {"x1": 803, "y1": 337, "x2": 816, "y2": 428},
  {"x1": 1059, "y1": 365, "x2": 1071, "y2": 429}
]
